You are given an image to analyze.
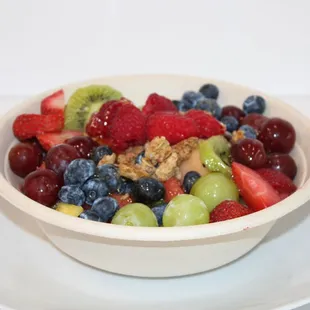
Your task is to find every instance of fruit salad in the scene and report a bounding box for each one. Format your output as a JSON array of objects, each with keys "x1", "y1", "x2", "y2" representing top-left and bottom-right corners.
[{"x1": 8, "y1": 83, "x2": 298, "y2": 227}]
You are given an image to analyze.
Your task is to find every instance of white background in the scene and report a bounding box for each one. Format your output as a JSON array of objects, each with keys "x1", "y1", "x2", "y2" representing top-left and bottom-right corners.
[{"x1": 0, "y1": 0, "x2": 310, "y2": 97}]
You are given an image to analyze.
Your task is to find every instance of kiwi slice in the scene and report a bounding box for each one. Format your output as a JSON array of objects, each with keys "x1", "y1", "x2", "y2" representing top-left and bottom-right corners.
[
  {"x1": 199, "y1": 135, "x2": 232, "y2": 177},
  {"x1": 64, "y1": 85, "x2": 123, "y2": 130}
]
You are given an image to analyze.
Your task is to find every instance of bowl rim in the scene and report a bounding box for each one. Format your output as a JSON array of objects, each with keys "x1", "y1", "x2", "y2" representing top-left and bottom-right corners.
[{"x1": 1, "y1": 73, "x2": 310, "y2": 242}]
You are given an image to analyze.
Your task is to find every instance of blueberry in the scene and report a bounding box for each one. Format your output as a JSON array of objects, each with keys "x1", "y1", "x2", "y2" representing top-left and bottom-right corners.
[
  {"x1": 82, "y1": 177, "x2": 109, "y2": 205},
  {"x1": 79, "y1": 210, "x2": 101, "y2": 221},
  {"x1": 183, "y1": 171, "x2": 201, "y2": 193},
  {"x1": 195, "y1": 98, "x2": 222, "y2": 119},
  {"x1": 239, "y1": 125, "x2": 257, "y2": 139},
  {"x1": 117, "y1": 177, "x2": 135, "y2": 195},
  {"x1": 177, "y1": 100, "x2": 192, "y2": 112},
  {"x1": 182, "y1": 91, "x2": 205, "y2": 109},
  {"x1": 64, "y1": 159, "x2": 96, "y2": 186},
  {"x1": 151, "y1": 202, "x2": 167, "y2": 226},
  {"x1": 96, "y1": 164, "x2": 121, "y2": 193},
  {"x1": 199, "y1": 83, "x2": 219, "y2": 99},
  {"x1": 135, "y1": 151, "x2": 145, "y2": 164},
  {"x1": 91, "y1": 197, "x2": 119, "y2": 222},
  {"x1": 243, "y1": 95, "x2": 266, "y2": 114},
  {"x1": 220, "y1": 116, "x2": 239, "y2": 133},
  {"x1": 58, "y1": 185, "x2": 85, "y2": 206},
  {"x1": 92, "y1": 145, "x2": 113, "y2": 164},
  {"x1": 134, "y1": 177, "x2": 165, "y2": 204}
]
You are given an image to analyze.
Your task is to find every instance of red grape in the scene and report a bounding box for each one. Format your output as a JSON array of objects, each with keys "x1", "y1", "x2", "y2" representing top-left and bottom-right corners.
[
  {"x1": 23, "y1": 169, "x2": 61, "y2": 207},
  {"x1": 221, "y1": 106, "x2": 245, "y2": 123},
  {"x1": 9, "y1": 142, "x2": 43, "y2": 178},
  {"x1": 231, "y1": 138, "x2": 267, "y2": 169},
  {"x1": 258, "y1": 118, "x2": 296, "y2": 154},
  {"x1": 241, "y1": 113, "x2": 268, "y2": 132},
  {"x1": 65, "y1": 136, "x2": 98, "y2": 159},
  {"x1": 45, "y1": 144, "x2": 80, "y2": 178},
  {"x1": 264, "y1": 153, "x2": 297, "y2": 180}
]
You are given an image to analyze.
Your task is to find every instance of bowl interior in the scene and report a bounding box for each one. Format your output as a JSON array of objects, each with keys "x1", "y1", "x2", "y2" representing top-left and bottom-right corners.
[{"x1": 1, "y1": 74, "x2": 310, "y2": 241}]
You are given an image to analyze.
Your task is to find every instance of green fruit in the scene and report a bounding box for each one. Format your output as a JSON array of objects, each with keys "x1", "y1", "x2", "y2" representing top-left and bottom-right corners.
[
  {"x1": 64, "y1": 85, "x2": 122, "y2": 130},
  {"x1": 163, "y1": 194, "x2": 209, "y2": 227},
  {"x1": 55, "y1": 203, "x2": 84, "y2": 217},
  {"x1": 111, "y1": 203, "x2": 158, "y2": 227},
  {"x1": 190, "y1": 173, "x2": 239, "y2": 212},
  {"x1": 199, "y1": 135, "x2": 231, "y2": 177}
]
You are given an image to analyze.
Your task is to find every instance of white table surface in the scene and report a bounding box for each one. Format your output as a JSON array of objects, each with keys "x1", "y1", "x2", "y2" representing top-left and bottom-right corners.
[{"x1": 0, "y1": 95, "x2": 309, "y2": 310}]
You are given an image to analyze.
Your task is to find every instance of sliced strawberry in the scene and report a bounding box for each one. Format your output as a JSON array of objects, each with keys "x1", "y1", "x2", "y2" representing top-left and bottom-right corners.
[
  {"x1": 163, "y1": 177, "x2": 184, "y2": 203},
  {"x1": 110, "y1": 193, "x2": 133, "y2": 208},
  {"x1": 36, "y1": 130, "x2": 82, "y2": 151},
  {"x1": 256, "y1": 168, "x2": 297, "y2": 197},
  {"x1": 142, "y1": 93, "x2": 177, "y2": 117},
  {"x1": 41, "y1": 89, "x2": 65, "y2": 115},
  {"x1": 185, "y1": 110, "x2": 225, "y2": 138},
  {"x1": 232, "y1": 162, "x2": 281, "y2": 211},
  {"x1": 13, "y1": 114, "x2": 64, "y2": 140},
  {"x1": 210, "y1": 200, "x2": 252, "y2": 223}
]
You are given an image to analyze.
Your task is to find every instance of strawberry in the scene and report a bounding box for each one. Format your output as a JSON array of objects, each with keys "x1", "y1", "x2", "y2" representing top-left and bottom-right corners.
[
  {"x1": 110, "y1": 103, "x2": 147, "y2": 152},
  {"x1": 256, "y1": 168, "x2": 297, "y2": 197},
  {"x1": 110, "y1": 193, "x2": 133, "y2": 208},
  {"x1": 163, "y1": 177, "x2": 184, "y2": 202},
  {"x1": 13, "y1": 114, "x2": 64, "y2": 140},
  {"x1": 186, "y1": 110, "x2": 225, "y2": 138},
  {"x1": 210, "y1": 200, "x2": 252, "y2": 223},
  {"x1": 142, "y1": 93, "x2": 177, "y2": 117},
  {"x1": 41, "y1": 89, "x2": 65, "y2": 115},
  {"x1": 146, "y1": 111, "x2": 198, "y2": 145},
  {"x1": 232, "y1": 162, "x2": 281, "y2": 211},
  {"x1": 36, "y1": 130, "x2": 82, "y2": 151}
]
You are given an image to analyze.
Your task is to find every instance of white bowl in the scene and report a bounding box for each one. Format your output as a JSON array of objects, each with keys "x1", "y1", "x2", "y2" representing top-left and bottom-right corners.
[{"x1": 0, "y1": 74, "x2": 310, "y2": 278}]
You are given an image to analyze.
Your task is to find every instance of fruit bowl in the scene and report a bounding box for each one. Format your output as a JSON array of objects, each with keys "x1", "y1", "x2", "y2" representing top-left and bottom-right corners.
[{"x1": 0, "y1": 74, "x2": 310, "y2": 278}]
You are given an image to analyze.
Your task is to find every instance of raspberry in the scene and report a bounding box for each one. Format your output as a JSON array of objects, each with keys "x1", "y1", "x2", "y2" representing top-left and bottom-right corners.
[
  {"x1": 210, "y1": 200, "x2": 252, "y2": 223},
  {"x1": 163, "y1": 177, "x2": 184, "y2": 202},
  {"x1": 142, "y1": 93, "x2": 177, "y2": 117},
  {"x1": 146, "y1": 111, "x2": 198, "y2": 145},
  {"x1": 186, "y1": 110, "x2": 225, "y2": 138}
]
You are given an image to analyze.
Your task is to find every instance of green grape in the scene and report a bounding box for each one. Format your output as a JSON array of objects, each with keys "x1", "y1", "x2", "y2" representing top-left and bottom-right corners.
[
  {"x1": 190, "y1": 172, "x2": 239, "y2": 212},
  {"x1": 111, "y1": 203, "x2": 158, "y2": 227},
  {"x1": 162, "y1": 194, "x2": 209, "y2": 227}
]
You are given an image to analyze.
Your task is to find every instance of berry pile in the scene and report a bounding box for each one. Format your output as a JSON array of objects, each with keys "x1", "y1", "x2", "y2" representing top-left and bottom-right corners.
[{"x1": 8, "y1": 82, "x2": 298, "y2": 227}]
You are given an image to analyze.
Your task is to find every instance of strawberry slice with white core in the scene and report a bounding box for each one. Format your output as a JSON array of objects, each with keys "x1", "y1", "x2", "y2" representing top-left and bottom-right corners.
[{"x1": 41, "y1": 89, "x2": 65, "y2": 115}]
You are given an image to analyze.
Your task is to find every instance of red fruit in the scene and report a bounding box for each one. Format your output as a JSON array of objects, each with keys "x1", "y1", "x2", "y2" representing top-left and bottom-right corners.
[
  {"x1": 37, "y1": 130, "x2": 82, "y2": 151},
  {"x1": 110, "y1": 103, "x2": 147, "y2": 152},
  {"x1": 142, "y1": 93, "x2": 177, "y2": 117},
  {"x1": 255, "y1": 168, "x2": 297, "y2": 197},
  {"x1": 163, "y1": 177, "x2": 184, "y2": 202},
  {"x1": 37, "y1": 162, "x2": 46, "y2": 170},
  {"x1": 41, "y1": 89, "x2": 65, "y2": 115},
  {"x1": 110, "y1": 193, "x2": 133, "y2": 208},
  {"x1": 86, "y1": 98, "x2": 131, "y2": 138},
  {"x1": 65, "y1": 136, "x2": 99, "y2": 159},
  {"x1": 241, "y1": 113, "x2": 268, "y2": 132},
  {"x1": 221, "y1": 106, "x2": 245, "y2": 123},
  {"x1": 186, "y1": 110, "x2": 225, "y2": 139},
  {"x1": 13, "y1": 114, "x2": 64, "y2": 140},
  {"x1": 210, "y1": 200, "x2": 252, "y2": 223},
  {"x1": 146, "y1": 111, "x2": 198, "y2": 145},
  {"x1": 232, "y1": 162, "x2": 281, "y2": 211}
]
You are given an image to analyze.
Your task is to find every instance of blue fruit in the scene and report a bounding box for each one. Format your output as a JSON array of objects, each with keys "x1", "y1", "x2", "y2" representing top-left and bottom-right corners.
[
  {"x1": 79, "y1": 210, "x2": 101, "y2": 221},
  {"x1": 195, "y1": 98, "x2": 222, "y2": 119},
  {"x1": 92, "y1": 145, "x2": 113, "y2": 164},
  {"x1": 151, "y1": 202, "x2": 167, "y2": 226},
  {"x1": 220, "y1": 116, "x2": 239, "y2": 133},
  {"x1": 182, "y1": 91, "x2": 205, "y2": 109},
  {"x1": 199, "y1": 83, "x2": 219, "y2": 99},
  {"x1": 243, "y1": 95, "x2": 266, "y2": 114},
  {"x1": 183, "y1": 171, "x2": 201, "y2": 193},
  {"x1": 239, "y1": 125, "x2": 257, "y2": 139},
  {"x1": 135, "y1": 151, "x2": 145, "y2": 164},
  {"x1": 81, "y1": 177, "x2": 109, "y2": 205},
  {"x1": 118, "y1": 177, "x2": 135, "y2": 195},
  {"x1": 96, "y1": 164, "x2": 121, "y2": 193},
  {"x1": 58, "y1": 185, "x2": 85, "y2": 206},
  {"x1": 134, "y1": 177, "x2": 165, "y2": 204},
  {"x1": 64, "y1": 159, "x2": 96, "y2": 186},
  {"x1": 91, "y1": 197, "x2": 119, "y2": 222}
]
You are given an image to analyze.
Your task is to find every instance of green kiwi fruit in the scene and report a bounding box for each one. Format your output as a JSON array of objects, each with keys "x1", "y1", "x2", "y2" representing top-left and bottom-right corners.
[{"x1": 64, "y1": 85, "x2": 123, "y2": 130}]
